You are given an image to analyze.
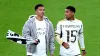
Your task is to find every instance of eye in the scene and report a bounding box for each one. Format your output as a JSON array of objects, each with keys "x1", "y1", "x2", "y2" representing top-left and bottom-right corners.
[
  {"x1": 66, "y1": 11, "x2": 69, "y2": 13},
  {"x1": 43, "y1": 9, "x2": 45, "y2": 11},
  {"x1": 39, "y1": 9, "x2": 42, "y2": 11}
]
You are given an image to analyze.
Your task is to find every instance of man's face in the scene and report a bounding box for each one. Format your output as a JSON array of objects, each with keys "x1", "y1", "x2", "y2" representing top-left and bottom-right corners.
[
  {"x1": 65, "y1": 9, "x2": 74, "y2": 19},
  {"x1": 36, "y1": 6, "x2": 45, "y2": 17}
]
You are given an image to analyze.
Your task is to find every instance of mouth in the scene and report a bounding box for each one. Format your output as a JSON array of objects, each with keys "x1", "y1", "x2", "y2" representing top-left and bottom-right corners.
[{"x1": 41, "y1": 13, "x2": 44, "y2": 16}]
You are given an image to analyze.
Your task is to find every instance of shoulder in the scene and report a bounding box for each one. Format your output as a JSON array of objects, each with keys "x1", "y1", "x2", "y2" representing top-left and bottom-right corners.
[
  {"x1": 59, "y1": 19, "x2": 66, "y2": 22},
  {"x1": 25, "y1": 15, "x2": 36, "y2": 24},
  {"x1": 44, "y1": 16, "x2": 49, "y2": 21},
  {"x1": 57, "y1": 19, "x2": 66, "y2": 24},
  {"x1": 28, "y1": 15, "x2": 36, "y2": 19},
  {"x1": 75, "y1": 18, "x2": 83, "y2": 24},
  {"x1": 44, "y1": 16, "x2": 52, "y2": 23},
  {"x1": 44, "y1": 16, "x2": 48, "y2": 19}
]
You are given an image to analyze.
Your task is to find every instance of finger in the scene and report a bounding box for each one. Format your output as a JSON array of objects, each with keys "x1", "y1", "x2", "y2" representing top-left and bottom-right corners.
[{"x1": 66, "y1": 45, "x2": 69, "y2": 49}]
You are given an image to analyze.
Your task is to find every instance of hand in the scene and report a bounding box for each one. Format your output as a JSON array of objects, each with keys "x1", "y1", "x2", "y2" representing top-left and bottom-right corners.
[
  {"x1": 62, "y1": 42, "x2": 69, "y2": 49},
  {"x1": 82, "y1": 50, "x2": 86, "y2": 56},
  {"x1": 33, "y1": 39, "x2": 40, "y2": 45},
  {"x1": 50, "y1": 54, "x2": 54, "y2": 56}
]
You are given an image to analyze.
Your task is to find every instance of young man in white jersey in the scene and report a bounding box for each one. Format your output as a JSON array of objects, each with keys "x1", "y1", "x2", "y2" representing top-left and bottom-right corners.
[
  {"x1": 22, "y1": 4, "x2": 55, "y2": 56},
  {"x1": 55, "y1": 6, "x2": 86, "y2": 56}
]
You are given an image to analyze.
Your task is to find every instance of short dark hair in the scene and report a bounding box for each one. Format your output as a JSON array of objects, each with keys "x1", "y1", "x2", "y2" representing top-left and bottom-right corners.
[
  {"x1": 35, "y1": 4, "x2": 44, "y2": 11},
  {"x1": 66, "y1": 6, "x2": 76, "y2": 13}
]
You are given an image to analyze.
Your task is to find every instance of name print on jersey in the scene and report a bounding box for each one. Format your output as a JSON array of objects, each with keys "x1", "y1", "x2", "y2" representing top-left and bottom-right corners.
[
  {"x1": 36, "y1": 28, "x2": 46, "y2": 36},
  {"x1": 61, "y1": 25, "x2": 80, "y2": 28}
]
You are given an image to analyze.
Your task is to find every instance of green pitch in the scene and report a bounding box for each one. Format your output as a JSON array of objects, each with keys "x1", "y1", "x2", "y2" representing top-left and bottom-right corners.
[{"x1": 0, "y1": 0, "x2": 100, "y2": 56}]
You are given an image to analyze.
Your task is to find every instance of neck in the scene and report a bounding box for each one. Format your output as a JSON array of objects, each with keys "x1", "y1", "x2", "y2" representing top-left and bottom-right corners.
[
  {"x1": 67, "y1": 16, "x2": 74, "y2": 20},
  {"x1": 36, "y1": 15, "x2": 43, "y2": 21}
]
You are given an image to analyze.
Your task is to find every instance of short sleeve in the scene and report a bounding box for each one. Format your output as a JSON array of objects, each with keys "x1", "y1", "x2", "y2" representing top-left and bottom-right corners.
[{"x1": 55, "y1": 22, "x2": 61, "y2": 34}]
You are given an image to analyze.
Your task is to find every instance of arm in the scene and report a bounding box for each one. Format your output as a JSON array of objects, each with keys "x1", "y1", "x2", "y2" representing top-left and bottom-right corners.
[
  {"x1": 22, "y1": 20, "x2": 38, "y2": 45},
  {"x1": 78, "y1": 33, "x2": 85, "y2": 50},
  {"x1": 55, "y1": 22, "x2": 63, "y2": 44},
  {"x1": 55, "y1": 22, "x2": 69, "y2": 49},
  {"x1": 49, "y1": 22, "x2": 55, "y2": 55},
  {"x1": 78, "y1": 23, "x2": 85, "y2": 50},
  {"x1": 78, "y1": 23, "x2": 86, "y2": 56},
  {"x1": 55, "y1": 33, "x2": 63, "y2": 45}
]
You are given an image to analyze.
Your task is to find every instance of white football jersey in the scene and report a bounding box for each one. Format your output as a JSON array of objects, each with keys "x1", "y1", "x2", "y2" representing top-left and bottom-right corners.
[
  {"x1": 33, "y1": 18, "x2": 47, "y2": 56},
  {"x1": 55, "y1": 19, "x2": 83, "y2": 55}
]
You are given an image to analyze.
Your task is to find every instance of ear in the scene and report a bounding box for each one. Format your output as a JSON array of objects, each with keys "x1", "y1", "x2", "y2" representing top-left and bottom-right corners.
[{"x1": 72, "y1": 12, "x2": 74, "y2": 15}]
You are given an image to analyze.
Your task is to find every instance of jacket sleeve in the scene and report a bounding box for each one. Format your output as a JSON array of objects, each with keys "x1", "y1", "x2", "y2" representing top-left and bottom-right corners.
[
  {"x1": 22, "y1": 20, "x2": 35, "y2": 44},
  {"x1": 49, "y1": 21, "x2": 55, "y2": 54}
]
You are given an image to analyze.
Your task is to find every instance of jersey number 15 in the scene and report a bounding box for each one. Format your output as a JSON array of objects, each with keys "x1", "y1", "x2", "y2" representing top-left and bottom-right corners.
[{"x1": 66, "y1": 30, "x2": 77, "y2": 43}]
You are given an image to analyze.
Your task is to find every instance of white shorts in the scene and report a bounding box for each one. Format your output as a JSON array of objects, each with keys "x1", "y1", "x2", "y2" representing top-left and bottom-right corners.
[
  {"x1": 60, "y1": 54, "x2": 81, "y2": 56},
  {"x1": 27, "y1": 52, "x2": 33, "y2": 56},
  {"x1": 26, "y1": 52, "x2": 47, "y2": 56}
]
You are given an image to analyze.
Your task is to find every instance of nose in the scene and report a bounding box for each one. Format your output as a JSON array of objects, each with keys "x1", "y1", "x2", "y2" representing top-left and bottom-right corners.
[
  {"x1": 41, "y1": 10, "x2": 44, "y2": 15},
  {"x1": 42, "y1": 11, "x2": 44, "y2": 13}
]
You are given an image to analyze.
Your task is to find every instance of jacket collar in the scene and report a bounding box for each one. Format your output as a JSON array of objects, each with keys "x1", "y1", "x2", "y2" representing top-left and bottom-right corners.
[{"x1": 28, "y1": 15, "x2": 49, "y2": 23}]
